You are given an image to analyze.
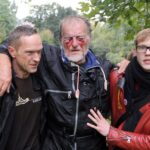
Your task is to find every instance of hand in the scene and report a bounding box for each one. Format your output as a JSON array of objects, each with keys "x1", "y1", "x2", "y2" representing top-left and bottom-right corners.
[
  {"x1": 117, "y1": 59, "x2": 130, "y2": 74},
  {"x1": 0, "y1": 54, "x2": 12, "y2": 96},
  {"x1": 87, "y1": 109, "x2": 110, "y2": 136}
]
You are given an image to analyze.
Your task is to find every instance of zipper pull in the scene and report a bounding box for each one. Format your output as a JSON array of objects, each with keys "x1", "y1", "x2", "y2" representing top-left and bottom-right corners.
[
  {"x1": 124, "y1": 136, "x2": 131, "y2": 143},
  {"x1": 127, "y1": 136, "x2": 131, "y2": 143},
  {"x1": 68, "y1": 91, "x2": 72, "y2": 99},
  {"x1": 75, "y1": 89, "x2": 80, "y2": 99}
]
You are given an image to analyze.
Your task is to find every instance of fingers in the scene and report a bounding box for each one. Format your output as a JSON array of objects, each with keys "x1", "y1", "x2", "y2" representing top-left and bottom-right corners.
[
  {"x1": 0, "y1": 53, "x2": 12, "y2": 96},
  {"x1": 87, "y1": 122, "x2": 97, "y2": 130},
  {"x1": 87, "y1": 108, "x2": 111, "y2": 136},
  {"x1": 88, "y1": 113, "x2": 98, "y2": 125},
  {"x1": 0, "y1": 82, "x2": 4, "y2": 96},
  {"x1": 90, "y1": 109, "x2": 103, "y2": 120},
  {"x1": 7, "y1": 82, "x2": 11, "y2": 93},
  {"x1": 117, "y1": 59, "x2": 130, "y2": 74},
  {"x1": 97, "y1": 110, "x2": 104, "y2": 119},
  {"x1": 87, "y1": 109, "x2": 104, "y2": 126},
  {"x1": 0, "y1": 81, "x2": 11, "y2": 96}
]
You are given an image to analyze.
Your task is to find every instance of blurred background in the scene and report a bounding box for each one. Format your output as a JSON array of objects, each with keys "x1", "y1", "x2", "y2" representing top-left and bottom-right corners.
[{"x1": 1, "y1": 0, "x2": 150, "y2": 63}]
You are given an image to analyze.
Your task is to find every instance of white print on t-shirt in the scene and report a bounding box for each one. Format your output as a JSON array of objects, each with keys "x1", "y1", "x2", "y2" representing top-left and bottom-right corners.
[{"x1": 16, "y1": 94, "x2": 42, "y2": 106}]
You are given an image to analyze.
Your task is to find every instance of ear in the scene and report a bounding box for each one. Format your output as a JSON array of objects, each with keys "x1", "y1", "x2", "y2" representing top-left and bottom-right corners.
[{"x1": 8, "y1": 46, "x2": 16, "y2": 58}]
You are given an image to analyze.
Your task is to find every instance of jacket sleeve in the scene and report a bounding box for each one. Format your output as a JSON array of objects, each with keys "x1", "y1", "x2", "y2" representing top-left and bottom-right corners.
[
  {"x1": 109, "y1": 69, "x2": 126, "y2": 125},
  {"x1": 0, "y1": 39, "x2": 9, "y2": 54},
  {"x1": 107, "y1": 126, "x2": 150, "y2": 150}
]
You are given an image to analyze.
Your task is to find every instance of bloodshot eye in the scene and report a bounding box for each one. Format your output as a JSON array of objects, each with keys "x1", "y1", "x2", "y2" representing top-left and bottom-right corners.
[
  {"x1": 76, "y1": 36, "x2": 86, "y2": 42},
  {"x1": 63, "y1": 37, "x2": 73, "y2": 43}
]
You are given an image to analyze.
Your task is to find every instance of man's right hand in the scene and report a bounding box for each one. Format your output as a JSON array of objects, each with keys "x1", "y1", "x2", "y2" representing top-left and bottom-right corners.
[{"x1": 0, "y1": 54, "x2": 12, "y2": 96}]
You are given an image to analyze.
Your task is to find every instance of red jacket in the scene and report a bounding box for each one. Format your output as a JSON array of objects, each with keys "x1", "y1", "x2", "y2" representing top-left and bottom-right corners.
[
  {"x1": 109, "y1": 69, "x2": 126, "y2": 125},
  {"x1": 108, "y1": 69, "x2": 150, "y2": 150}
]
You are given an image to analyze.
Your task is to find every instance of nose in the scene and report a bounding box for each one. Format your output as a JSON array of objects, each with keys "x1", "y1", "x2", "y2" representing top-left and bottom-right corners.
[
  {"x1": 33, "y1": 53, "x2": 41, "y2": 62},
  {"x1": 146, "y1": 48, "x2": 150, "y2": 55},
  {"x1": 72, "y1": 37, "x2": 78, "y2": 48}
]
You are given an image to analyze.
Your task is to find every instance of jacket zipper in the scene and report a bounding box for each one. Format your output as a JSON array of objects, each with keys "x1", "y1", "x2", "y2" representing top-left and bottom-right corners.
[
  {"x1": 45, "y1": 89, "x2": 72, "y2": 99},
  {"x1": 71, "y1": 63, "x2": 80, "y2": 150}
]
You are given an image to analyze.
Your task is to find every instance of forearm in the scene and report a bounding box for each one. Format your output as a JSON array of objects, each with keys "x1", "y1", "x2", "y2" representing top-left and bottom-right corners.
[
  {"x1": 107, "y1": 126, "x2": 150, "y2": 150},
  {"x1": 0, "y1": 53, "x2": 11, "y2": 68},
  {"x1": 0, "y1": 53, "x2": 12, "y2": 95}
]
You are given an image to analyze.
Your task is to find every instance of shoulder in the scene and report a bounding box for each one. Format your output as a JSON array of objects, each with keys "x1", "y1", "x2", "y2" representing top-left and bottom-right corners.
[
  {"x1": 42, "y1": 43, "x2": 61, "y2": 54},
  {"x1": 96, "y1": 55, "x2": 114, "y2": 78},
  {"x1": 42, "y1": 43, "x2": 61, "y2": 60}
]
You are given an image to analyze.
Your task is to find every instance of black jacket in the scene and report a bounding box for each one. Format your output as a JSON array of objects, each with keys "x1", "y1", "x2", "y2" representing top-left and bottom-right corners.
[
  {"x1": 0, "y1": 74, "x2": 44, "y2": 150},
  {"x1": 39, "y1": 43, "x2": 113, "y2": 150},
  {"x1": 0, "y1": 41, "x2": 113, "y2": 150}
]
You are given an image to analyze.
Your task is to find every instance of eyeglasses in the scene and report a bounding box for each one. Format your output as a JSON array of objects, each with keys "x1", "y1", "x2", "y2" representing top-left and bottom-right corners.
[
  {"x1": 62, "y1": 35, "x2": 87, "y2": 43},
  {"x1": 136, "y1": 45, "x2": 150, "y2": 53}
]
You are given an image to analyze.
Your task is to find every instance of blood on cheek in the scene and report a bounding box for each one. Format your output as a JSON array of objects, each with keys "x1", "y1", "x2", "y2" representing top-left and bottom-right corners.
[
  {"x1": 64, "y1": 40, "x2": 86, "y2": 50},
  {"x1": 64, "y1": 41, "x2": 72, "y2": 49},
  {"x1": 79, "y1": 41, "x2": 86, "y2": 48}
]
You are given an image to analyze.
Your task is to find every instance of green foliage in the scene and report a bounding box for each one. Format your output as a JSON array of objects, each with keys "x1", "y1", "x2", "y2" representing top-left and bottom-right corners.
[
  {"x1": 39, "y1": 29, "x2": 54, "y2": 44},
  {"x1": 25, "y1": 2, "x2": 77, "y2": 45},
  {"x1": 79, "y1": 0, "x2": 150, "y2": 41},
  {"x1": 0, "y1": 0, "x2": 17, "y2": 42},
  {"x1": 91, "y1": 23, "x2": 133, "y2": 63},
  {"x1": 106, "y1": 52, "x2": 124, "y2": 64}
]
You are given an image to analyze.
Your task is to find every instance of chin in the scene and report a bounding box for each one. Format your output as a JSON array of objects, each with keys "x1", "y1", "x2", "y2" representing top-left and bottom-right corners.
[
  {"x1": 141, "y1": 66, "x2": 150, "y2": 72},
  {"x1": 144, "y1": 68, "x2": 150, "y2": 72},
  {"x1": 68, "y1": 55, "x2": 84, "y2": 63},
  {"x1": 29, "y1": 69, "x2": 37, "y2": 73}
]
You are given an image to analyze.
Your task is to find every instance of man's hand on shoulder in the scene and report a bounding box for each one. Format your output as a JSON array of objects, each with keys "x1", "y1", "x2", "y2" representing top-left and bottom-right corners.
[
  {"x1": 117, "y1": 59, "x2": 130, "y2": 74},
  {"x1": 0, "y1": 53, "x2": 12, "y2": 96}
]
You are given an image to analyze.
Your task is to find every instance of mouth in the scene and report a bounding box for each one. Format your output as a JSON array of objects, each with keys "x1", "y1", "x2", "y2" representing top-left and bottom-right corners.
[
  {"x1": 30, "y1": 64, "x2": 38, "y2": 68},
  {"x1": 143, "y1": 59, "x2": 150, "y2": 64},
  {"x1": 71, "y1": 48, "x2": 79, "y2": 51}
]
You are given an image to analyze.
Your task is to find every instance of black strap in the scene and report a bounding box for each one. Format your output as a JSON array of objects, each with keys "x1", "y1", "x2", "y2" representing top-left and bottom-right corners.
[
  {"x1": 123, "y1": 110, "x2": 142, "y2": 131},
  {"x1": 115, "y1": 95, "x2": 150, "y2": 128}
]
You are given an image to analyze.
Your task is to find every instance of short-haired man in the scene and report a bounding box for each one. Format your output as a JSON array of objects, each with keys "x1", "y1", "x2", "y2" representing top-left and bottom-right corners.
[{"x1": 0, "y1": 25, "x2": 43, "y2": 150}]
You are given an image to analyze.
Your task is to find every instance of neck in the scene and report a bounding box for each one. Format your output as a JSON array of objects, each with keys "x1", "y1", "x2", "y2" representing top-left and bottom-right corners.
[
  {"x1": 12, "y1": 60, "x2": 29, "y2": 79},
  {"x1": 76, "y1": 58, "x2": 86, "y2": 65}
]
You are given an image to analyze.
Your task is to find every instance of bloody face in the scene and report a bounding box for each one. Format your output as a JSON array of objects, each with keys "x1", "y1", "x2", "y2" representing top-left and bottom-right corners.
[{"x1": 61, "y1": 19, "x2": 91, "y2": 65}]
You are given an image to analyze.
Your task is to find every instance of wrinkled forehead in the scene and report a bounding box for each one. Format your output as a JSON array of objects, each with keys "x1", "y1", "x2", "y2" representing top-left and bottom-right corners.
[{"x1": 61, "y1": 19, "x2": 89, "y2": 36}]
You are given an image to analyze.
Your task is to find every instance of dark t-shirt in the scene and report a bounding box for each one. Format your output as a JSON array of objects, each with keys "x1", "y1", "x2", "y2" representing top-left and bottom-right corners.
[{"x1": 5, "y1": 76, "x2": 42, "y2": 150}]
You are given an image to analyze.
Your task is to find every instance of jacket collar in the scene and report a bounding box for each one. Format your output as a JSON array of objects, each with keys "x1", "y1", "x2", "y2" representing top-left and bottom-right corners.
[{"x1": 61, "y1": 49, "x2": 100, "y2": 70}]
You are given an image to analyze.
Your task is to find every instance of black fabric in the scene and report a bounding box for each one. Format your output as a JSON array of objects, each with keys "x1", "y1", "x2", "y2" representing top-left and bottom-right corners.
[
  {"x1": 124, "y1": 57, "x2": 150, "y2": 110},
  {"x1": 115, "y1": 94, "x2": 150, "y2": 129},
  {"x1": 123, "y1": 110, "x2": 142, "y2": 131},
  {"x1": 0, "y1": 87, "x2": 16, "y2": 150},
  {"x1": 43, "y1": 128, "x2": 107, "y2": 150},
  {"x1": 5, "y1": 76, "x2": 42, "y2": 150},
  {"x1": 0, "y1": 73, "x2": 44, "y2": 150},
  {"x1": 39, "y1": 43, "x2": 112, "y2": 150}
]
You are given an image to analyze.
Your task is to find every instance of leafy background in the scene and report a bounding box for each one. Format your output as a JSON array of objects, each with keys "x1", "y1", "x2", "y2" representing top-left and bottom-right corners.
[{"x1": 1, "y1": 0, "x2": 150, "y2": 63}]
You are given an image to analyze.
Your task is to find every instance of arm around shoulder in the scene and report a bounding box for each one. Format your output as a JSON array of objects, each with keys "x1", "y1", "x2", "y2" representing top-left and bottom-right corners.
[{"x1": 0, "y1": 53, "x2": 12, "y2": 96}]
